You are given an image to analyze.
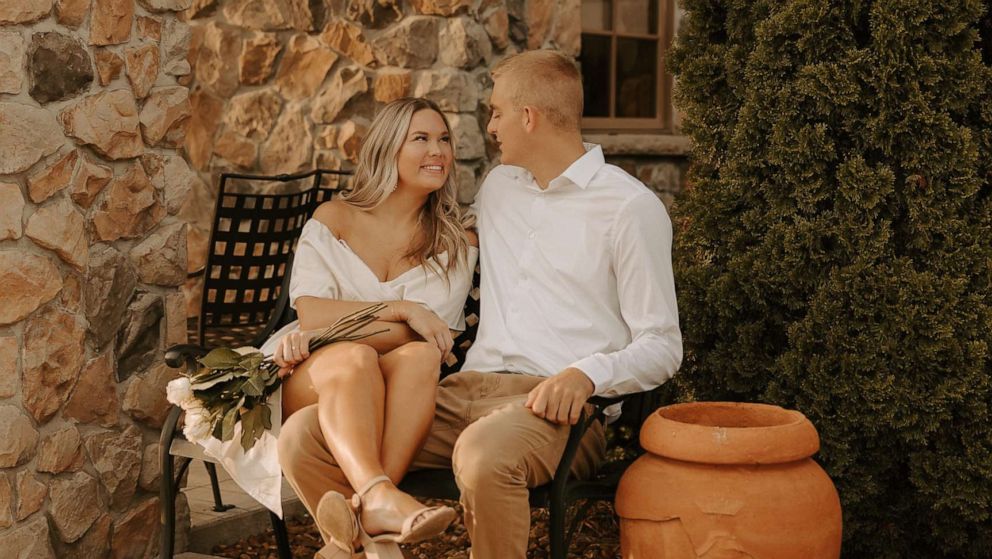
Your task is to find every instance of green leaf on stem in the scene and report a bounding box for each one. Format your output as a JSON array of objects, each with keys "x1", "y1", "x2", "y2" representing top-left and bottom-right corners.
[{"x1": 198, "y1": 347, "x2": 243, "y2": 370}]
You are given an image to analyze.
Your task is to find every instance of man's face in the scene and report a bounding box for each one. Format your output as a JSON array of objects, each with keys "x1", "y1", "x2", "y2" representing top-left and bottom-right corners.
[{"x1": 487, "y1": 79, "x2": 526, "y2": 166}]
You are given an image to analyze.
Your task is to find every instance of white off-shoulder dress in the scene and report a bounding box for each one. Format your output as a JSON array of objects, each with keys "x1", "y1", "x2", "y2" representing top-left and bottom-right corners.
[{"x1": 199, "y1": 219, "x2": 478, "y2": 517}]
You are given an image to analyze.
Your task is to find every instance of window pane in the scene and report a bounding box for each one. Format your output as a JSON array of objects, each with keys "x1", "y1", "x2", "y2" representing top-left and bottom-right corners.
[
  {"x1": 615, "y1": 0, "x2": 658, "y2": 35},
  {"x1": 581, "y1": 0, "x2": 612, "y2": 31},
  {"x1": 615, "y1": 38, "x2": 657, "y2": 118},
  {"x1": 580, "y1": 33, "x2": 611, "y2": 117}
]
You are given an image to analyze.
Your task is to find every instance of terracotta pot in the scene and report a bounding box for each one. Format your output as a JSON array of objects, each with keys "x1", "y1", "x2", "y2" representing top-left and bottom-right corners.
[{"x1": 616, "y1": 402, "x2": 842, "y2": 559}]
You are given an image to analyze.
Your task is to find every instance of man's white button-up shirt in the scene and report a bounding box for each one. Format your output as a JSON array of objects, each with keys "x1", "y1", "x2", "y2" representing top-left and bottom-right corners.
[{"x1": 461, "y1": 144, "x2": 682, "y2": 397}]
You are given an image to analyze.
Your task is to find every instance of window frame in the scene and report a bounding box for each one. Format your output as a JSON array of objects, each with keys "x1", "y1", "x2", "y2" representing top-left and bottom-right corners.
[{"x1": 580, "y1": 0, "x2": 675, "y2": 133}]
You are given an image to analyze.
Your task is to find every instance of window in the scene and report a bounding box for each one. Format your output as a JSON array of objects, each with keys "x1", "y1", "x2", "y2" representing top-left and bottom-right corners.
[{"x1": 580, "y1": 0, "x2": 674, "y2": 131}]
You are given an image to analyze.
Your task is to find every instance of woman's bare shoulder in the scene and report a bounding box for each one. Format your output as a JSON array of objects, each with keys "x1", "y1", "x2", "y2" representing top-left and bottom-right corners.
[
  {"x1": 465, "y1": 228, "x2": 479, "y2": 247},
  {"x1": 312, "y1": 199, "x2": 352, "y2": 237}
]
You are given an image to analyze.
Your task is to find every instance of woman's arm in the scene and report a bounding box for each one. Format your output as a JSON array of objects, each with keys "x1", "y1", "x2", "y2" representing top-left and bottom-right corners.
[{"x1": 295, "y1": 297, "x2": 452, "y2": 356}]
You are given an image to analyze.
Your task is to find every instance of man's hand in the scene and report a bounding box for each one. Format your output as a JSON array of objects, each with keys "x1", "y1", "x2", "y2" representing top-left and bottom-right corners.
[{"x1": 525, "y1": 367, "x2": 595, "y2": 425}]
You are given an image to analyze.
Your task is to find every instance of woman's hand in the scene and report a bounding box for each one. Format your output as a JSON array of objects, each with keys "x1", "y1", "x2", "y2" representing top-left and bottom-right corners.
[
  {"x1": 396, "y1": 301, "x2": 454, "y2": 361},
  {"x1": 273, "y1": 329, "x2": 316, "y2": 378}
]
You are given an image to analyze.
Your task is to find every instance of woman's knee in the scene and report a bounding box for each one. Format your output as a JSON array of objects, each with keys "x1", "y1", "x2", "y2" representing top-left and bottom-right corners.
[
  {"x1": 308, "y1": 342, "x2": 381, "y2": 390},
  {"x1": 398, "y1": 341, "x2": 442, "y2": 363},
  {"x1": 384, "y1": 342, "x2": 442, "y2": 383}
]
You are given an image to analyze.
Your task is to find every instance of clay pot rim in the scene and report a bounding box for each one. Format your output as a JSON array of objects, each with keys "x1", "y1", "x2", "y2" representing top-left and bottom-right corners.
[{"x1": 640, "y1": 401, "x2": 821, "y2": 465}]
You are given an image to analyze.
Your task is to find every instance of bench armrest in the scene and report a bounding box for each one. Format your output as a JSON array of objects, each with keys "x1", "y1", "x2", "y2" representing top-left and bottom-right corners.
[{"x1": 164, "y1": 344, "x2": 209, "y2": 371}]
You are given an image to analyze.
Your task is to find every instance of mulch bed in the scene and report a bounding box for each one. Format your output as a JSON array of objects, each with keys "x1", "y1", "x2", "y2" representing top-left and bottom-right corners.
[{"x1": 212, "y1": 499, "x2": 621, "y2": 559}]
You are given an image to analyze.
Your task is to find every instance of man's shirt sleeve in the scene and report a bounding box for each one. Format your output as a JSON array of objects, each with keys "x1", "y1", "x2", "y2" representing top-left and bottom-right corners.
[{"x1": 570, "y1": 192, "x2": 683, "y2": 396}]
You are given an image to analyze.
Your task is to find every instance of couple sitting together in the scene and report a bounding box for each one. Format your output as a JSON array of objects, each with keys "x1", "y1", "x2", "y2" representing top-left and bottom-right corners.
[{"x1": 258, "y1": 50, "x2": 682, "y2": 559}]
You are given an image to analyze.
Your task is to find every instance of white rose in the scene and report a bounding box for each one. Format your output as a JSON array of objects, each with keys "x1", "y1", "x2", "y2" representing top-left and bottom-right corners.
[
  {"x1": 182, "y1": 405, "x2": 214, "y2": 442},
  {"x1": 166, "y1": 377, "x2": 195, "y2": 407},
  {"x1": 234, "y1": 346, "x2": 260, "y2": 355}
]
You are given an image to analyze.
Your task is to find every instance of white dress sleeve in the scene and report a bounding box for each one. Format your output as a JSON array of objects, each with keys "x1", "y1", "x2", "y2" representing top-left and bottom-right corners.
[{"x1": 288, "y1": 220, "x2": 343, "y2": 309}]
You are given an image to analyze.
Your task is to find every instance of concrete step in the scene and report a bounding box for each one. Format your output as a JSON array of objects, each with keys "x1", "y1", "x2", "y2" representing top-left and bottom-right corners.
[{"x1": 186, "y1": 496, "x2": 308, "y2": 554}]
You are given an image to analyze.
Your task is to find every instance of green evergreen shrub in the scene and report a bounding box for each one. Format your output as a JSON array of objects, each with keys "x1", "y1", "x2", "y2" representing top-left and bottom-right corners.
[{"x1": 669, "y1": 1, "x2": 992, "y2": 557}]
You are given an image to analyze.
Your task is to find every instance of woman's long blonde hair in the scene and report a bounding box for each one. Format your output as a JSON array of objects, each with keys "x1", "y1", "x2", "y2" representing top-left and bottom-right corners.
[{"x1": 340, "y1": 97, "x2": 474, "y2": 278}]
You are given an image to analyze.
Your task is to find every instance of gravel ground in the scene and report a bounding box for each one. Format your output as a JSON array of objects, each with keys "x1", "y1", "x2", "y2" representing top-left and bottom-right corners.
[{"x1": 212, "y1": 499, "x2": 621, "y2": 559}]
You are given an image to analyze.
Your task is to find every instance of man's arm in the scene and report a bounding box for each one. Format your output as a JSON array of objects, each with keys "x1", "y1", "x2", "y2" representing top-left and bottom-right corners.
[
  {"x1": 527, "y1": 192, "x2": 682, "y2": 424},
  {"x1": 572, "y1": 191, "x2": 683, "y2": 396}
]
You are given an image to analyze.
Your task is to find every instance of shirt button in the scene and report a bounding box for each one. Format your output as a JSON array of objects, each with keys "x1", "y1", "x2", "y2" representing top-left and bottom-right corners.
[
  {"x1": 528, "y1": 231, "x2": 535, "y2": 239},
  {"x1": 506, "y1": 363, "x2": 518, "y2": 372}
]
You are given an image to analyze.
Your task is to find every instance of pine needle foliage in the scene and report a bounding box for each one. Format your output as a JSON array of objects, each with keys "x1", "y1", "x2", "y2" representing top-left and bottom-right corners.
[{"x1": 669, "y1": 1, "x2": 992, "y2": 556}]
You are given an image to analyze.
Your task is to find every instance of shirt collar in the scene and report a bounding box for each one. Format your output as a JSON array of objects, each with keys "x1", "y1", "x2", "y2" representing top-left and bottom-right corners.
[
  {"x1": 558, "y1": 143, "x2": 605, "y2": 190},
  {"x1": 504, "y1": 143, "x2": 606, "y2": 190}
]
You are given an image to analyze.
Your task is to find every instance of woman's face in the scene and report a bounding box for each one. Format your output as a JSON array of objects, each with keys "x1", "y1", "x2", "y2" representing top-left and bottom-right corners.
[{"x1": 395, "y1": 109, "x2": 453, "y2": 195}]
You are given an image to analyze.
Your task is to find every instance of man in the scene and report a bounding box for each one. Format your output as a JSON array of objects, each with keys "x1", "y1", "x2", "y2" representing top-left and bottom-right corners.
[{"x1": 279, "y1": 50, "x2": 681, "y2": 559}]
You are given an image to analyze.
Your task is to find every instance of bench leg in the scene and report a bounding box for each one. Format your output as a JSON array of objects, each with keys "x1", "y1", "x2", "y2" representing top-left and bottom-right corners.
[
  {"x1": 270, "y1": 511, "x2": 293, "y2": 559},
  {"x1": 205, "y1": 462, "x2": 235, "y2": 512},
  {"x1": 161, "y1": 406, "x2": 185, "y2": 559},
  {"x1": 550, "y1": 497, "x2": 568, "y2": 559}
]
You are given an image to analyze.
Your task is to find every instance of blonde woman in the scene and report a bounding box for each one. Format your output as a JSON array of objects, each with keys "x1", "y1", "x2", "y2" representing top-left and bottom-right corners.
[{"x1": 261, "y1": 98, "x2": 478, "y2": 559}]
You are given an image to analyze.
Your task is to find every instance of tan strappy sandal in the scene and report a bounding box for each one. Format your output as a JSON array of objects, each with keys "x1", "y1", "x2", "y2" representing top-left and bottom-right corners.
[
  {"x1": 315, "y1": 490, "x2": 361, "y2": 554},
  {"x1": 352, "y1": 475, "x2": 457, "y2": 550}
]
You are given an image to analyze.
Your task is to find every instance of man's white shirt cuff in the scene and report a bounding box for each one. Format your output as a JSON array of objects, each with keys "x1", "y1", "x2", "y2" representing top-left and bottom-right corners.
[{"x1": 570, "y1": 355, "x2": 613, "y2": 396}]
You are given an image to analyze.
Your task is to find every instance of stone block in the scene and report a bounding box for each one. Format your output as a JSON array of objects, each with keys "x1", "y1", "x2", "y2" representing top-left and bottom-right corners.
[
  {"x1": 116, "y1": 292, "x2": 164, "y2": 382},
  {"x1": 22, "y1": 307, "x2": 87, "y2": 424},
  {"x1": 60, "y1": 89, "x2": 143, "y2": 160},
  {"x1": 185, "y1": 86, "x2": 225, "y2": 170},
  {"x1": 91, "y1": 163, "x2": 165, "y2": 242},
  {"x1": 124, "y1": 43, "x2": 160, "y2": 99},
  {"x1": 94, "y1": 47, "x2": 124, "y2": 85},
  {"x1": 311, "y1": 64, "x2": 367, "y2": 123},
  {"x1": 0, "y1": 515, "x2": 55, "y2": 559},
  {"x1": 0, "y1": 251, "x2": 62, "y2": 326},
  {"x1": 0, "y1": 405, "x2": 38, "y2": 468},
  {"x1": 85, "y1": 425, "x2": 143, "y2": 509},
  {"x1": 0, "y1": 30, "x2": 26, "y2": 94},
  {"x1": 275, "y1": 33, "x2": 338, "y2": 100},
  {"x1": 15, "y1": 470, "x2": 47, "y2": 521},
  {"x1": 27, "y1": 150, "x2": 79, "y2": 204},
  {"x1": 372, "y1": 69, "x2": 411, "y2": 104},
  {"x1": 372, "y1": 17, "x2": 438, "y2": 69},
  {"x1": 439, "y1": 16, "x2": 492, "y2": 69},
  {"x1": 239, "y1": 31, "x2": 280, "y2": 85},
  {"x1": 69, "y1": 155, "x2": 113, "y2": 209},
  {"x1": 0, "y1": 0, "x2": 53, "y2": 25},
  {"x1": 129, "y1": 221, "x2": 187, "y2": 286},
  {"x1": 64, "y1": 351, "x2": 120, "y2": 427},
  {"x1": 412, "y1": 69, "x2": 478, "y2": 113},
  {"x1": 446, "y1": 113, "x2": 485, "y2": 160},
  {"x1": 28, "y1": 32, "x2": 94, "y2": 104},
  {"x1": 140, "y1": 85, "x2": 191, "y2": 147},
  {"x1": 90, "y1": 0, "x2": 134, "y2": 46},
  {"x1": 25, "y1": 198, "x2": 89, "y2": 271},
  {"x1": 0, "y1": 102, "x2": 65, "y2": 175},
  {"x1": 37, "y1": 424, "x2": 85, "y2": 473},
  {"x1": 223, "y1": 88, "x2": 282, "y2": 139},
  {"x1": 223, "y1": 0, "x2": 311, "y2": 30},
  {"x1": 85, "y1": 244, "x2": 137, "y2": 347},
  {"x1": 260, "y1": 104, "x2": 312, "y2": 174},
  {"x1": 320, "y1": 18, "x2": 375, "y2": 66},
  {"x1": 111, "y1": 498, "x2": 160, "y2": 559},
  {"x1": 0, "y1": 183, "x2": 25, "y2": 241},
  {"x1": 49, "y1": 472, "x2": 102, "y2": 543}
]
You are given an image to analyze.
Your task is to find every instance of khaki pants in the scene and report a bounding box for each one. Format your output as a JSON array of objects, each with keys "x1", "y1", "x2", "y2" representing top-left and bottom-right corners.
[{"x1": 278, "y1": 370, "x2": 607, "y2": 559}]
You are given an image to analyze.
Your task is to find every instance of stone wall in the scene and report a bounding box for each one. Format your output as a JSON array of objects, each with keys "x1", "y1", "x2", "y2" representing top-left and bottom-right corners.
[
  {"x1": 179, "y1": 0, "x2": 688, "y2": 315},
  {"x1": 0, "y1": 0, "x2": 193, "y2": 557}
]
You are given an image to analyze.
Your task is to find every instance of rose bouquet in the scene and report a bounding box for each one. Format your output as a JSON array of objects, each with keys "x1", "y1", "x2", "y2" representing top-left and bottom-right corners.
[{"x1": 166, "y1": 304, "x2": 386, "y2": 451}]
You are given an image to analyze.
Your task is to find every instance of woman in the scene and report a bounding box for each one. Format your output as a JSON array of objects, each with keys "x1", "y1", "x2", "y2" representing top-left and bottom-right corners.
[{"x1": 262, "y1": 98, "x2": 478, "y2": 559}]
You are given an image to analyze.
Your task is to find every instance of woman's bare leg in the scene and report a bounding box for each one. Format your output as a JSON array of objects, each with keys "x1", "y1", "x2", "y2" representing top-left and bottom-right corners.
[
  {"x1": 281, "y1": 341, "x2": 442, "y2": 537},
  {"x1": 377, "y1": 341, "x2": 442, "y2": 483}
]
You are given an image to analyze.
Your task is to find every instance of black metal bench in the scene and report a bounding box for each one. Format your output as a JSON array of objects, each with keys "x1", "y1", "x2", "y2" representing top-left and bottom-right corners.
[{"x1": 159, "y1": 169, "x2": 663, "y2": 558}]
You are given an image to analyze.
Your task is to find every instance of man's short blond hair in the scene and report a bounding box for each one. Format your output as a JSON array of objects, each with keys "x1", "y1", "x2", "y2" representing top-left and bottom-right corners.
[{"x1": 491, "y1": 50, "x2": 584, "y2": 131}]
